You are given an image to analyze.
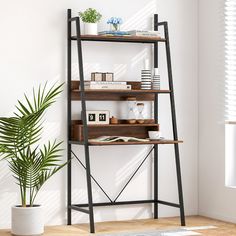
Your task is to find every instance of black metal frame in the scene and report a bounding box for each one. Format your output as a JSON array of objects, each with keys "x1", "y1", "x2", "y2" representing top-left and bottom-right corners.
[
  {"x1": 153, "y1": 14, "x2": 159, "y2": 220},
  {"x1": 67, "y1": 9, "x2": 72, "y2": 226},
  {"x1": 67, "y1": 9, "x2": 185, "y2": 233}
]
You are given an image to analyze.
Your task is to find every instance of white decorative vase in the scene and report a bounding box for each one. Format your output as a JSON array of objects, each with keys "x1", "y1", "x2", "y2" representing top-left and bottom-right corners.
[
  {"x1": 11, "y1": 205, "x2": 44, "y2": 236},
  {"x1": 84, "y1": 23, "x2": 98, "y2": 35}
]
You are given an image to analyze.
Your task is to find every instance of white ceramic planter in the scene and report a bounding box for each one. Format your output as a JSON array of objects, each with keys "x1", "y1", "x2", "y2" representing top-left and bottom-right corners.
[
  {"x1": 84, "y1": 23, "x2": 98, "y2": 35},
  {"x1": 11, "y1": 205, "x2": 44, "y2": 236}
]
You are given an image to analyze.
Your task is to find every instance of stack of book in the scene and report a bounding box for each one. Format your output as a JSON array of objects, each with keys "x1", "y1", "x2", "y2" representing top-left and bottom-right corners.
[{"x1": 83, "y1": 81, "x2": 131, "y2": 90}]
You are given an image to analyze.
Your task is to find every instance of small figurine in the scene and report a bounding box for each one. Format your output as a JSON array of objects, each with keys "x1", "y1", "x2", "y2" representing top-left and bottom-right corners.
[{"x1": 110, "y1": 116, "x2": 118, "y2": 124}]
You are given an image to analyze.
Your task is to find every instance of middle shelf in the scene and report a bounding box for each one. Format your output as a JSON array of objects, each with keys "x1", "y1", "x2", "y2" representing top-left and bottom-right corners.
[
  {"x1": 71, "y1": 81, "x2": 171, "y2": 101},
  {"x1": 69, "y1": 81, "x2": 180, "y2": 146}
]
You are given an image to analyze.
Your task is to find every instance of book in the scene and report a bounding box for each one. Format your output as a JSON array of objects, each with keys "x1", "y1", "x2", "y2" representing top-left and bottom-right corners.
[
  {"x1": 127, "y1": 30, "x2": 160, "y2": 37},
  {"x1": 84, "y1": 84, "x2": 131, "y2": 90},
  {"x1": 85, "y1": 81, "x2": 127, "y2": 85},
  {"x1": 89, "y1": 136, "x2": 149, "y2": 143},
  {"x1": 83, "y1": 81, "x2": 131, "y2": 90},
  {"x1": 98, "y1": 31, "x2": 131, "y2": 36}
]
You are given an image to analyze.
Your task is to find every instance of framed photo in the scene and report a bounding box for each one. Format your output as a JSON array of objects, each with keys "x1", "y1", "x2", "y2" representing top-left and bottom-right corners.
[
  {"x1": 91, "y1": 72, "x2": 103, "y2": 81},
  {"x1": 102, "y1": 72, "x2": 114, "y2": 81},
  {"x1": 85, "y1": 110, "x2": 110, "y2": 124}
]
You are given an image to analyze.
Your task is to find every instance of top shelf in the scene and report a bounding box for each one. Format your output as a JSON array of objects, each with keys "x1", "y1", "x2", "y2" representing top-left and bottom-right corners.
[{"x1": 71, "y1": 35, "x2": 166, "y2": 44}]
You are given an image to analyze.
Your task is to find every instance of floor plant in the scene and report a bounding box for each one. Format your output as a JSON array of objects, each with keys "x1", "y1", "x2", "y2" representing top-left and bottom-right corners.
[
  {"x1": 0, "y1": 82, "x2": 66, "y2": 235},
  {"x1": 0, "y1": 83, "x2": 66, "y2": 207}
]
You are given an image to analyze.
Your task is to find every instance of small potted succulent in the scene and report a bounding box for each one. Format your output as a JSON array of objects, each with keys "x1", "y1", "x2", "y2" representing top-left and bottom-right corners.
[
  {"x1": 79, "y1": 8, "x2": 102, "y2": 35},
  {"x1": 107, "y1": 17, "x2": 123, "y2": 32},
  {"x1": 0, "y1": 83, "x2": 67, "y2": 236}
]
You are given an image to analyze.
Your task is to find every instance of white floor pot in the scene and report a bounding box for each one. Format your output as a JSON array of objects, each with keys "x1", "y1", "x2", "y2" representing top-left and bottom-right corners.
[
  {"x1": 11, "y1": 205, "x2": 44, "y2": 236},
  {"x1": 84, "y1": 23, "x2": 98, "y2": 35}
]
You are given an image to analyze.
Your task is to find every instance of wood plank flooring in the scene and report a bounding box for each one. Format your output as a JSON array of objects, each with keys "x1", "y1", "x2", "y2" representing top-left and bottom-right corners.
[{"x1": 1, "y1": 216, "x2": 236, "y2": 235}]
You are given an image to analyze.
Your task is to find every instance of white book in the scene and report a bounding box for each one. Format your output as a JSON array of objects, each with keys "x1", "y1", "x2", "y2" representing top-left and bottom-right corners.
[
  {"x1": 84, "y1": 81, "x2": 127, "y2": 85},
  {"x1": 84, "y1": 84, "x2": 131, "y2": 90},
  {"x1": 128, "y1": 30, "x2": 160, "y2": 37}
]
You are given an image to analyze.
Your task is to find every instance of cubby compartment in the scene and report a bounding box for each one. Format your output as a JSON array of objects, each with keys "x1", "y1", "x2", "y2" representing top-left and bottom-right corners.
[{"x1": 71, "y1": 119, "x2": 159, "y2": 141}]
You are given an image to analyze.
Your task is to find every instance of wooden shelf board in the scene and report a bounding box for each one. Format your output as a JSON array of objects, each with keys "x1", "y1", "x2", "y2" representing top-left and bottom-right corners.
[
  {"x1": 75, "y1": 123, "x2": 158, "y2": 127},
  {"x1": 69, "y1": 140, "x2": 183, "y2": 146},
  {"x1": 71, "y1": 89, "x2": 171, "y2": 101},
  {"x1": 72, "y1": 89, "x2": 171, "y2": 93},
  {"x1": 70, "y1": 81, "x2": 170, "y2": 101},
  {"x1": 71, "y1": 35, "x2": 166, "y2": 43}
]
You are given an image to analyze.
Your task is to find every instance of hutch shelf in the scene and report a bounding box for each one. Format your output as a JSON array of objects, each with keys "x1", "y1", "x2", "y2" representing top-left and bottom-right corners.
[{"x1": 67, "y1": 9, "x2": 185, "y2": 233}]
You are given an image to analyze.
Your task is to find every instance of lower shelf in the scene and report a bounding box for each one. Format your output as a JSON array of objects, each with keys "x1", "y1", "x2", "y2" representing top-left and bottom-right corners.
[{"x1": 69, "y1": 139, "x2": 183, "y2": 146}]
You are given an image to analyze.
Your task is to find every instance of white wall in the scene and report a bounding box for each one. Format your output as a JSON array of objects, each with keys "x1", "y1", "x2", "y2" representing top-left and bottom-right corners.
[
  {"x1": 199, "y1": 0, "x2": 236, "y2": 223},
  {"x1": 0, "y1": 0, "x2": 198, "y2": 229}
]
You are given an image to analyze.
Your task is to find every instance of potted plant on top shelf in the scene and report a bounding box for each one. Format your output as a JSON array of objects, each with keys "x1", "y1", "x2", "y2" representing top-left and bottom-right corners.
[
  {"x1": 79, "y1": 8, "x2": 102, "y2": 35},
  {"x1": 0, "y1": 83, "x2": 67, "y2": 236}
]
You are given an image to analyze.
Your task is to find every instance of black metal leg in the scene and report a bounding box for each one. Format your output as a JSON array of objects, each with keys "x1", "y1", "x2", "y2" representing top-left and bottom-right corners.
[
  {"x1": 174, "y1": 145, "x2": 185, "y2": 226},
  {"x1": 153, "y1": 15, "x2": 159, "y2": 219},
  {"x1": 67, "y1": 145, "x2": 72, "y2": 225},
  {"x1": 164, "y1": 22, "x2": 185, "y2": 226},
  {"x1": 154, "y1": 95, "x2": 158, "y2": 219},
  {"x1": 153, "y1": 146, "x2": 158, "y2": 219},
  {"x1": 75, "y1": 17, "x2": 95, "y2": 233},
  {"x1": 84, "y1": 145, "x2": 95, "y2": 233},
  {"x1": 67, "y1": 9, "x2": 72, "y2": 226}
]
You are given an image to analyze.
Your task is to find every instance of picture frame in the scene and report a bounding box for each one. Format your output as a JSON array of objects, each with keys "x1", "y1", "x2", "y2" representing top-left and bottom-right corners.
[
  {"x1": 102, "y1": 72, "x2": 114, "y2": 81},
  {"x1": 91, "y1": 72, "x2": 103, "y2": 81},
  {"x1": 91, "y1": 72, "x2": 114, "y2": 82}
]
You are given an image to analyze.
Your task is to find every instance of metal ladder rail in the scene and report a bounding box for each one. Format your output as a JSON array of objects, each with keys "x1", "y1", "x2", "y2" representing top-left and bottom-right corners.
[
  {"x1": 75, "y1": 16, "x2": 95, "y2": 233},
  {"x1": 67, "y1": 8, "x2": 72, "y2": 226},
  {"x1": 162, "y1": 21, "x2": 186, "y2": 226},
  {"x1": 67, "y1": 9, "x2": 95, "y2": 233}
]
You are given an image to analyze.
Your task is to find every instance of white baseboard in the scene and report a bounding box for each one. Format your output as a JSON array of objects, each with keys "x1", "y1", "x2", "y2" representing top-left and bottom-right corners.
[{"x1": 199, "y1": 210, "x2": 236, "y2": 224}]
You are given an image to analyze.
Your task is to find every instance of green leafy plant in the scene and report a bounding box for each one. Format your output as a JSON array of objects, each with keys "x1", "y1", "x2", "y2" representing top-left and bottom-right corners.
[
  {"x1": 79, "y1": 8, "x2": 102, "y2": 23},
  {"x1": 0, "y1": 83, "x2": 67, "y2": 207}
]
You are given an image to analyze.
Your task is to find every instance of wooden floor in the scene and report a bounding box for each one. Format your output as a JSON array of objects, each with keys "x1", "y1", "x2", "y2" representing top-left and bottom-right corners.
[{"x1": 1, "y1": 216, "x2": 236, "y2": 235}]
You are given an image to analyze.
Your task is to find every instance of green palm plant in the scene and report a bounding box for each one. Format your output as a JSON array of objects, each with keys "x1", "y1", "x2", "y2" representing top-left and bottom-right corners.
[{"x1": 0, "y1": 83, "x2": 66, "y2": 207}]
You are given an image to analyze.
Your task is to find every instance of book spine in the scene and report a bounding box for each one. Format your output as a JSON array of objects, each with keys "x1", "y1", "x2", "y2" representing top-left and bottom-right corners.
[
  {"x1": 134, "y1": 33, "x2": 160, "y2": 36},
  {"x1": 84, "y1": 84, "x2": 131, "y2": 90},
  {"x1": 85, "y1": 81, "x2": 127, "y2": 85},
  {"x1": 98, "y1": 31, "x2": 130, "y2": 36},
  {"x1": 128, "y1": 31, "x2": 159, "y2": 36}
]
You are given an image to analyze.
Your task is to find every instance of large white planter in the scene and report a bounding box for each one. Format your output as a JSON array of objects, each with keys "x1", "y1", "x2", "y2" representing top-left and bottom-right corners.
[
  {"x1": 84, "y1": 23, "x2": 98, "y2": 35},
  {"x1": 11, "y1": 205, "x2": 44, "y2": 236}
]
